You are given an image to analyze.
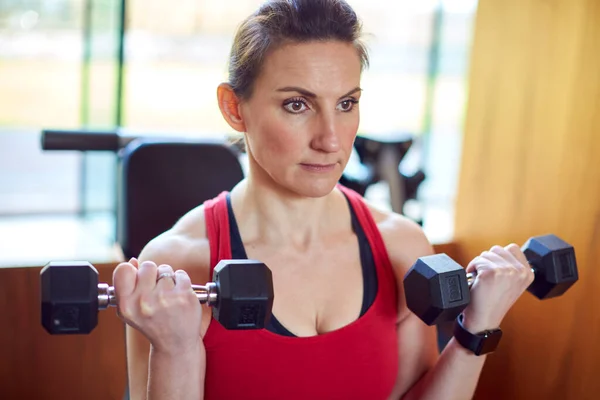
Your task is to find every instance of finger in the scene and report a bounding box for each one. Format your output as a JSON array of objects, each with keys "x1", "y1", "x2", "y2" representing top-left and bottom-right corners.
[
  {"x1": 465, "y1": 255, "x2": 492, "y2": 274},
  {"x1": 505, "y1": 243, "x2": 530, "y2": 268},
  {"x1": 113, "y1": 262, "x2": 138, "y2": 297},
  {"x1": 505, "y1": 244, "x2": 535, "y2": 282},
  {"x1": 489, "y1": 245, "x2": 523, "y2": 267},
  {"x1": 136, "y1": 260, "x2": 158, "y2": 293},
  {"x1": 479, "y1": 250, "x2": 508, "y2": 266},
  {"x1": 174, "y1": 269, "x2": 192, "y2": 292},
  {"x1": 155, "y1": 264, "x2": 176, "y2": 291}
]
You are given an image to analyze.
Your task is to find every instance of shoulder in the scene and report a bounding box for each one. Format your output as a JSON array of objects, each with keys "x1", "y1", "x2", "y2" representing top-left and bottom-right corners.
[
  {"x1": 365, "y1": 201, "x2": 434, "y2": 267},
  {"x1": 137, "y1": 203, "x2": 212, "y2": 281},
  {"x1": 362, "y1": 200, "x2": 433, "y2": 322},
  {"x1": 362, "y1": 201, "x2": 440, "y2": 395},
  {"x1": 363, "y1": 200, "x2": 434, "y2": 296}
]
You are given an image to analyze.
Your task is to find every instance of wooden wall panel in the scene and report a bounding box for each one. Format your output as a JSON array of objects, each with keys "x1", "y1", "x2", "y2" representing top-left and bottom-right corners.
[
  {"x1": 454, "y1": 0, "x2": 600, "y2": 398},
  {"x1": 0, "y1": 264, "x2": 127, "y2": 400}
]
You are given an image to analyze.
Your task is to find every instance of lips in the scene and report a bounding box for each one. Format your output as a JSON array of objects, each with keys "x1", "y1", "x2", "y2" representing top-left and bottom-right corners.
[{"x1": 299, "y1": 163, "x2": 337, "y2": 172}]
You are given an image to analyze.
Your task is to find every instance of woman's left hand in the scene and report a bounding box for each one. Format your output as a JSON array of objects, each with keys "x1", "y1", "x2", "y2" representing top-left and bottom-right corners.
[{"x1": 461, "y1": 243, "x2": 535, "y2": 333}]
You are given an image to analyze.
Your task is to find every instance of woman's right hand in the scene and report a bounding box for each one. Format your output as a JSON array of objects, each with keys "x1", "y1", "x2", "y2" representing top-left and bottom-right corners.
[{"x1": 113, "y1": 258, "x2": 203, "y2": 356}]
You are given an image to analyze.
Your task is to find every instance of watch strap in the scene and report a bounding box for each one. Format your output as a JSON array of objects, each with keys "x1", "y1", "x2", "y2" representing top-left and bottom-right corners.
[{"x1": 453, "y1": 314, "x2": 503, "y2": 356}]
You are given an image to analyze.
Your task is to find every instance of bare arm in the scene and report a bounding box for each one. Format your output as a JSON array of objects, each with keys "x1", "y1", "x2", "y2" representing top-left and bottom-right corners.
[
  {"x1": 374, "y1": 211, "x2": 487, "y2": 400},
  {"x1": 400, "y1": 335, "x2": 486, "y2": 400},
  {"x1": 126, "y1": 323, "x2": 151, "y2": 400},
  {"x1": 126, "y1": 293, "x2": 206, "y2": 400},
  {"x1": 377, "y1": 209, "x2": 532, "y2": 400},
  {"x1": 124, "y1": 208, "x2": 211, "y2": 400},
  {"x1": 390, "y1": 308, "x2": 487, "y2": 400},
  {"x1": 146, "y1": 341, "x2": 206, "y2": 400}
]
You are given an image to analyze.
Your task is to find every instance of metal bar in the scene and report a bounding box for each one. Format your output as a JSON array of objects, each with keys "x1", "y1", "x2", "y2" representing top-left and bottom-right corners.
[
  {"x1": 79, "y1": 0, "x2": 93, "y2": 217},
  {"x1": 115, "y1": 0, "x2": 127, "y2": 127},
  {"x1": 98, "y1": 283, "x2": 218, "y2": 309},
  {"x1": 419, "y1": 1, "x2": 444, "y2": 169}
]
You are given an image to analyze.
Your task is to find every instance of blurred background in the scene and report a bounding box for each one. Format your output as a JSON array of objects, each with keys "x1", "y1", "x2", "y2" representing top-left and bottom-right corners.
[
  {"x1": 0, "y1": 0, "x2": 478, "y2": 266},
  {"x1": 2, "y1": 1, "x2": 599, "y2": 399}
]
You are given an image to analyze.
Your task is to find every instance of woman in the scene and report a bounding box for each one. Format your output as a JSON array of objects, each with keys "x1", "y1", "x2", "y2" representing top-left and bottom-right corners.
[{"x1": 113, "y1": 1, "x2": 534, "y2": 399}]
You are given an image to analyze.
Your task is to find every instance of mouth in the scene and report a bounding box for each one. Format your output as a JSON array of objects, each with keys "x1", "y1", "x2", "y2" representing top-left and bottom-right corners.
[{"x1": 299, "y1": 163, "x2": 337, "y2": 173}]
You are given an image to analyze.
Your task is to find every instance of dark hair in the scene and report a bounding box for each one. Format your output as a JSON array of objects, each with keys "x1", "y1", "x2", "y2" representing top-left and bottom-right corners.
[{"x1": 227, "y1": 0, "x2": 370, "y2": 100}]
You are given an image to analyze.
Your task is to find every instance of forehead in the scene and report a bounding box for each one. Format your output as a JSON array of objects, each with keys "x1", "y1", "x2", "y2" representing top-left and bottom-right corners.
[{"x1": 255, "y1": 40, "x2": 362, "y2": 94}]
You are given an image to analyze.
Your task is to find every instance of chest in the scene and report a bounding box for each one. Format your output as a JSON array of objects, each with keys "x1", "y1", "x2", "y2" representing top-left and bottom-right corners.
[{"x1": 245, "y1": 234, "x2": 366, "y2": 337}]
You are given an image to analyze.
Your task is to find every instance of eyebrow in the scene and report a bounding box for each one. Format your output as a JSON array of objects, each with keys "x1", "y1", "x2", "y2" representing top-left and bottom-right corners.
[{"x1": 276, "y1": 86, "x2": 362, "y2": 99}]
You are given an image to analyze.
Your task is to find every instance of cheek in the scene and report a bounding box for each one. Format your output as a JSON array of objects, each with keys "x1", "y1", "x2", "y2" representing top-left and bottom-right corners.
[
  {"x1": 340, "y1": 117, "x2": 360, "y2": 149},
  {"x1": 247, "y1": 113, "x2": 304, "y2": 159},
  {"x1": 346, "y1": 118, "x2": 360, "y2": 141}
]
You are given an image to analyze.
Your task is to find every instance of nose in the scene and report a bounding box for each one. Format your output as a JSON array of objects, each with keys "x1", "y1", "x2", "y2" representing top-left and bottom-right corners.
[{"x1": 310, "y1": 112, "x2": 341, "y2": 153}]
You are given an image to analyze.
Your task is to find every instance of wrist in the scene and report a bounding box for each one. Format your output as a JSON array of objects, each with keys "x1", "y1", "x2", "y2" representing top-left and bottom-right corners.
[
  {"x1": 460, "y1": 312, "x2": 501, "y2": 334},
  {"x1": 151, "y1": 339, "x2": 204, "y2": 358}
]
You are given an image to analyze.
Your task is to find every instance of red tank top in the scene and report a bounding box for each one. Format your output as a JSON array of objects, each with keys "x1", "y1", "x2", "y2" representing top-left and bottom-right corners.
[{"x1": 202, "y1": 185, "x2": 399, "y2": 400}]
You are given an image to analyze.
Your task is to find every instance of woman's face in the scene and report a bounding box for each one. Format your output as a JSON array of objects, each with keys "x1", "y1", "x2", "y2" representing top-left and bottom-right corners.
[{"x1": 240, "y1": 40, "x2": 362, "y2": 198}]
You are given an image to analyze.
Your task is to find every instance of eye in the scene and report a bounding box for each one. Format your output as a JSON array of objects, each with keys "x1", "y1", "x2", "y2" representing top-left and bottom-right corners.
[
  {"x1": 337, "y1": 98, "x2": 359, "y2": 112},
  {"x1": 283, "y1": 99, "x2": 309, "y2": 114}
]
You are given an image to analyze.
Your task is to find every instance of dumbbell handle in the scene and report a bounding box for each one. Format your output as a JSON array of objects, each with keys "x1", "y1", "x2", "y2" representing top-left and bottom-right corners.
[
  {"x1": 465, "y1": 267, "x2": 536, "y2": 287},
  {"x1": 97, "y1": 283, "x2": 218, "y2": 310}
]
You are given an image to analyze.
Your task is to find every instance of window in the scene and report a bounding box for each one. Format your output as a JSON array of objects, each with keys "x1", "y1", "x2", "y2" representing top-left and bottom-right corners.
[
  {"x1": 124, "y1": 0, "x2": 451, "y2": 135},
  {"x1": 0, "y1": 0, "x2": 123, "y2": 216},
  {"x1": 1, "y1": 1, "x2": 83, "y2": 214},
  {"x1": 0, "y1": 0, "x2": 478, "y2": 261}
]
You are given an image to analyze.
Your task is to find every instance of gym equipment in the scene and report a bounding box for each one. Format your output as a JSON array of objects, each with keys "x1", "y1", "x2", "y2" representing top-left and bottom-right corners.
[
  {"x1": 403, "y1": 234, "x2": 578, "y2": 325},
  {"x1": 340, "y1": 133, "x2": 427, "y2": 216},
  {"x1": 40, "y1": 259, "x2": 275, "y2": 334},
  {"x1": 42, "y1": 129, "x2": 428, "y2": 254},
  {"x1": 41, "y1": 129, "x2": 245, "y2": 259},
  {"x1": 42, "y1": 129, "x2": 135, "y2": 151}
]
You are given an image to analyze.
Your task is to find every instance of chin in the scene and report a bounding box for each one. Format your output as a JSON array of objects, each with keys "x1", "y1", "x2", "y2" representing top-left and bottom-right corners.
[{"x1": 285, "y1": 176, "x2": 340, "y2": 198}]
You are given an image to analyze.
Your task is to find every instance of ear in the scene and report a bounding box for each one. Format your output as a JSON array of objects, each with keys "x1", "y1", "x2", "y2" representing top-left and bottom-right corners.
[{"x1": 217, "y1": 83, "x2": 246, "y2": 133}]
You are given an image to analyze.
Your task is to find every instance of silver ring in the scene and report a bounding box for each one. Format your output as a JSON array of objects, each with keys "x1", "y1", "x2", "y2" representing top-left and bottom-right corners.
[{"x1": 157, "y1": 272, "x2": 176, "y2": 284}]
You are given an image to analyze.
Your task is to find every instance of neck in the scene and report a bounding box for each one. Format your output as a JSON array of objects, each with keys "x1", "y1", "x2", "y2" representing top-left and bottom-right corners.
[{"x1": 230, "y1": 162, "x2": 344, "y2": 250}]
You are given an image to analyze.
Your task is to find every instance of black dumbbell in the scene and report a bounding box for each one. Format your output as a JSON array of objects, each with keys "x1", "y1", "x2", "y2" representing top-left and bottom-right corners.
[
  {"x1": 403, "y1": 234, "x2": 578, "y2": 326},
  {"x1": 40, "y1": 259, "x2": 274, "y2": 334}
]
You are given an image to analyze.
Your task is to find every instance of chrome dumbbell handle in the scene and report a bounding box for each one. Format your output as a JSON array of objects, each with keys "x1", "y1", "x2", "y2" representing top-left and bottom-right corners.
[{"x1": 97, "y1": 283, "x2": 218, "y2": 310}]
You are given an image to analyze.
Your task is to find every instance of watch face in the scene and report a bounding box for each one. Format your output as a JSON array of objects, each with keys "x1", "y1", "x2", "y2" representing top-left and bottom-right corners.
[{"x1": 478, "y1": 330, "x2": 503, "y2": 355}]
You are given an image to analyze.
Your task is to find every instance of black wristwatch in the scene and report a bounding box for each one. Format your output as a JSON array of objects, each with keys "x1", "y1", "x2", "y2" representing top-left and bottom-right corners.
[{"x1": 453, "y1": 314, "x2": 503, "y2": 356}]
